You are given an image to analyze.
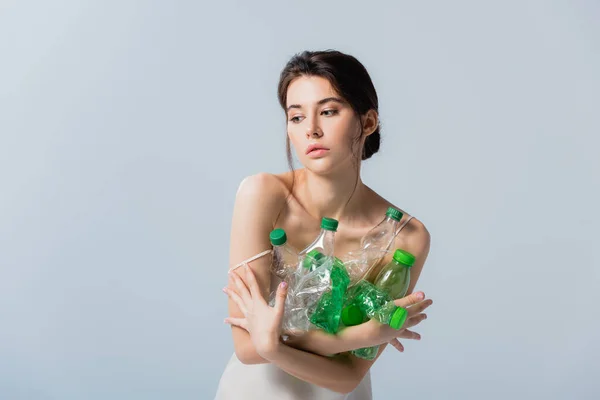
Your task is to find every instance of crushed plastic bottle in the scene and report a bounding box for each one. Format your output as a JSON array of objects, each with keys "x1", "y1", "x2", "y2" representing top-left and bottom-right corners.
[
  {"x1": 309, "y1": 257, "x2": 350, "y2": 334},
  {"x1": 280, "y1": 217, "x2": 340, "y2": 333},
  {"x1": 282, "y1": 253, "x2": 334, "y2": 334},
  {"x1": 344, "y1": 249, "x2": 415, "y2": 360}
]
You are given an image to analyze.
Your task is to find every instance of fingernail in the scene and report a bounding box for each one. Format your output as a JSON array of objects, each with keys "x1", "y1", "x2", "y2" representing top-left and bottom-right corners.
[
  {"x1": 280, "y1": 281, "x2": 287, "y2": 289},
  {"x1": 416, "y1": 292, "x2": 424, "y2": 300},
  {"x1": 223, "y1": 318, "x2": 228, "y2": 324},
  {"x1": 222, "y1": 287, "x2": 227, "y2": 293}
]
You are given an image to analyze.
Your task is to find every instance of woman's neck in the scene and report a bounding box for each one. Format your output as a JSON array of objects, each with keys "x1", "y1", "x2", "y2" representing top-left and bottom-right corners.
[{"x1": 296, "y1": 168, "x2": 369, "y2": 223}]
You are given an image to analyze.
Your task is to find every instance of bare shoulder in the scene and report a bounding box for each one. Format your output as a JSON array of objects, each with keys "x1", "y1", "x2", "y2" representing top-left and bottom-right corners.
[
  {"x1": 402, "y1": 216, "x2": 431, "y2": 252},
  {"x1": 234, "y1": 172, "x2": 291, "y2": 227},
  {"x1": 236, "y1": 172, "x2": 289, "y2": 200}
]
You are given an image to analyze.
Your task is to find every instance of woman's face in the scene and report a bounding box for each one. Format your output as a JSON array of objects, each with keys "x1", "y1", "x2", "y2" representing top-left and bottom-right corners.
[{"x1": 285, "y1": 75, "x2": 367, "y2": 175}]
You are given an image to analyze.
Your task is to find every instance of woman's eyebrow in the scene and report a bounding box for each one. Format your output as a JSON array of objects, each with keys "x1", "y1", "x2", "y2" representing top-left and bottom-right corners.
[{"x1": 286, "y1": 97, "x2": 345, "y2": 112}]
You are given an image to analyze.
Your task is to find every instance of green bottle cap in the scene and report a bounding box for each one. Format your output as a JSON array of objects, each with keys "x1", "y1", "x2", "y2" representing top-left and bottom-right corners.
[
  {"x1": 302, "y1": 249, "x2": 324, "y2": 269},
  {"x1": 393, "y1": 249, "x2": 416, "y2": 267},
  {"x1": 389, "y1": 307, "x2": 408, "y2": 330},
  {"x1": 321, "y1": 217, "x2": 339, "y2": 231},
  {"x1": 341, "y1": 304, "x2": 364, "y2": 326},
  {"x1": 385, "y1": 207, "x2": 403, "y2": 222},
  {"x1": 269, "y1": 229, "x2": 287, "y2": 246}
]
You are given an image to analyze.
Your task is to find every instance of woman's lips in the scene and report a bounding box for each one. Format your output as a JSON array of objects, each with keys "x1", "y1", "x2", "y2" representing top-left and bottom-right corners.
[
  {"x1": 306, "y1": 143, "x2": 330, "y2": 156},
  {"x1": 307, "y1": 148, "x2": 329, "y2": 158}
]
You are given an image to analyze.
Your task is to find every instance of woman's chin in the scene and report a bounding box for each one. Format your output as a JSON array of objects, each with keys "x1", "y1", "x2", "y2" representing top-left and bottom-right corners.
[{"x1": 302, "y1": 159, "x2": 351, "y2": 177}]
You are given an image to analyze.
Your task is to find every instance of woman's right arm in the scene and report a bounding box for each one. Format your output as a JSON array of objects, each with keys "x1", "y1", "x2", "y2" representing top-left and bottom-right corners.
[{"x1": 226, "y1": 173, "x2": 283, "y2": 365}]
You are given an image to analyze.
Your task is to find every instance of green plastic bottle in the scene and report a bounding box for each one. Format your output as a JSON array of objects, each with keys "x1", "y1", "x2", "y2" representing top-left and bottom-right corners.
[
  {"x1": 373, "y1": 249, "x2": 415, "y2": 299},
  {"x1": 350, "y1": 303, "x2": 408, "y2": 360},
  {"x1": 346, "y1": 249, "x2": 416, "y2": 360},
  {"x1": 309, "y1": 257, "x2": 350, "y2": 334}
]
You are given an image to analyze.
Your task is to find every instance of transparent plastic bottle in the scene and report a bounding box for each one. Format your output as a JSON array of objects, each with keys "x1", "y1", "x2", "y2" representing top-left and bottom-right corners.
[
  {"x1": 361, "y1": 207, "x2": 403, "y2": 252},
  {"x1": 351, "y1": 208, "x2": 403, "y2": 283},
  {"x1": 268, "y1": 229, "x2": 299, "y2": 307},
  {"x1": 298, "y1": 217, "x2": 338, "y2": 272},
  {"x1": 269, "y1": 228, "x2": 299, "y2": 279}
]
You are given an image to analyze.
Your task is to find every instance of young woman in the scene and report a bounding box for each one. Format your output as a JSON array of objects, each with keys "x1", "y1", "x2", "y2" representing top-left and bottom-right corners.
[{"x1": 215, "y1": 50, "x2": 433, "y2": 400}]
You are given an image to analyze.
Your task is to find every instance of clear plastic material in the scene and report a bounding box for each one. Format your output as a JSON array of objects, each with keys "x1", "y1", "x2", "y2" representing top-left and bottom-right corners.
[
  {"x1": 298, "y1": 219, "x2": 337, "y2": 272},
  {"x1": 271, "y1": 241, "x2": 299, "y2": 279},
  {"x1": 341, "y1": 249, "x2": 393, "y2": 286},
  {"x1": 358, "y1": 209, "x2": 402, "y2": 281},
  {"x1": 281, "y1": 256, "x2": 335, "y2": 335},
  {"x1": 267, "y1": 230, "x2": 299, "y2": 307},
  {"x1": 361, "y1": 215, "x2": 400, "y2": 252}
]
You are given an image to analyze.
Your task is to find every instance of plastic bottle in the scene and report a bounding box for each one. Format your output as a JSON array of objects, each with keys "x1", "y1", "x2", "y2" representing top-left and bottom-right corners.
[
  {"x1": 348, "y1": 208, "x2": 403, "y2": 283},
  {"x1": 361, "y1": 207, "x2": 403, "y2": 252},
  {"x1": 373, "y1": 248, "x2": 414, "y2": 299},
  {"x1": 268, "y1": 229, "x2": 299, "y2": 306},
  {"x1": 344, "y1": 249, "x2": 415, "y2": 360},
  {"x1": 269, "y1": 228, "x2": 299, "y2": 279},
  {"x1": 309, "y1": 257, "x2": 350, "y2": 334},
  {"x1": 298, "y1": 217, "x2": 338, "y2": 269}
]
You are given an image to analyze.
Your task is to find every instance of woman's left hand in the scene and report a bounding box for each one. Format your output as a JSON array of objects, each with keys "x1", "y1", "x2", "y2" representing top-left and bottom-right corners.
[{"x1": 223, "y1": 265, "x2": 288, "y2": 360}]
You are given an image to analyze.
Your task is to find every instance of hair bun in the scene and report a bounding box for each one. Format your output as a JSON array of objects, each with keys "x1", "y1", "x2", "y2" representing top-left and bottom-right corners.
[{"x1": 362, "y1": 129, "x2": 381, "y2": 160}]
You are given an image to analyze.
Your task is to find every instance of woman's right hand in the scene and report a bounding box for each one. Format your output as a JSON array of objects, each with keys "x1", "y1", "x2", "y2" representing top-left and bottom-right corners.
[{"x1": 372, "y1": 291, "x2": 433, "y2": 352}]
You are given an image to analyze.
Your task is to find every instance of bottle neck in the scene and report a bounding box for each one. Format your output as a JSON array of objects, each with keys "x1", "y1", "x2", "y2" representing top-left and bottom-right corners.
[
  {"x1": 321, "y1": 228, "x2": 336, "y2": 237},
  {"x1": 386, "y1": 216, "x2": 400, "y2": 225},
  {"x1": 393, "y1": 259, "x2": 411, "y2": 269}
]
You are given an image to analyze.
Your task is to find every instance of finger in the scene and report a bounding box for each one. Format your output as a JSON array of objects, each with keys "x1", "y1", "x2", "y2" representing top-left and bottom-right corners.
[
  {"x1": 403, "y1": 313, "x2": 428, "y2": 329},
  {"x1": 231, "y1": 270, "x2": 252, "y2": 304},
  {"x1": 274, "y1": 281, "x2": 288, "y2": 316},
  {"x1": 399, "y1": 329, "x2": 421, "y2": 340},
  {"x1": 406, "y1": 299, "x2": 433, "y2": 316},
  {"x1": 223, "y1": 287, "x2": 248, "y2": 316},
  {"x1": 394, "y1": 291, "x2": 425, "y2": 308},
  {"x1": 389, "y1": 338, "x2": 404, "y2": 352},
  {"x1": 224, "y1": 317, "x2": 249, "y2": 331},
  {"x1": 243, "y1": 265, "x2": 266, "y2": 304}
]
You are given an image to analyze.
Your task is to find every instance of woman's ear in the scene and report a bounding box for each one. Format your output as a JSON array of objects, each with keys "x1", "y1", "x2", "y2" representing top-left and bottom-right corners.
[{"x1": 361, "y1": 109, "x2": 379, "y2": 136}]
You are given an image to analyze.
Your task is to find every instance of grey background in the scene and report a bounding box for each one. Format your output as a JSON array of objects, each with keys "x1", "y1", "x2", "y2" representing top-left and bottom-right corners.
[{"x1": 1, "y1": 0, "x2": 598, "y2": 399}]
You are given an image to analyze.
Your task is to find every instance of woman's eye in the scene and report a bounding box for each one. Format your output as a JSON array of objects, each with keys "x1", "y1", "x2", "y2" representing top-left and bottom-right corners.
[
  {"x1": 322, "y1": 109, "x2": 338, "y2": 116},
  {"x1": 289, "y1": 116, "x2": 303, "y2": 123}
]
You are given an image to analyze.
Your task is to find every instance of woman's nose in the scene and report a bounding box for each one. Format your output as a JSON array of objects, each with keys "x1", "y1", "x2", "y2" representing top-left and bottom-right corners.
[{"x1": 305, "y1": 119, "x2": 323, "y2": 138}]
